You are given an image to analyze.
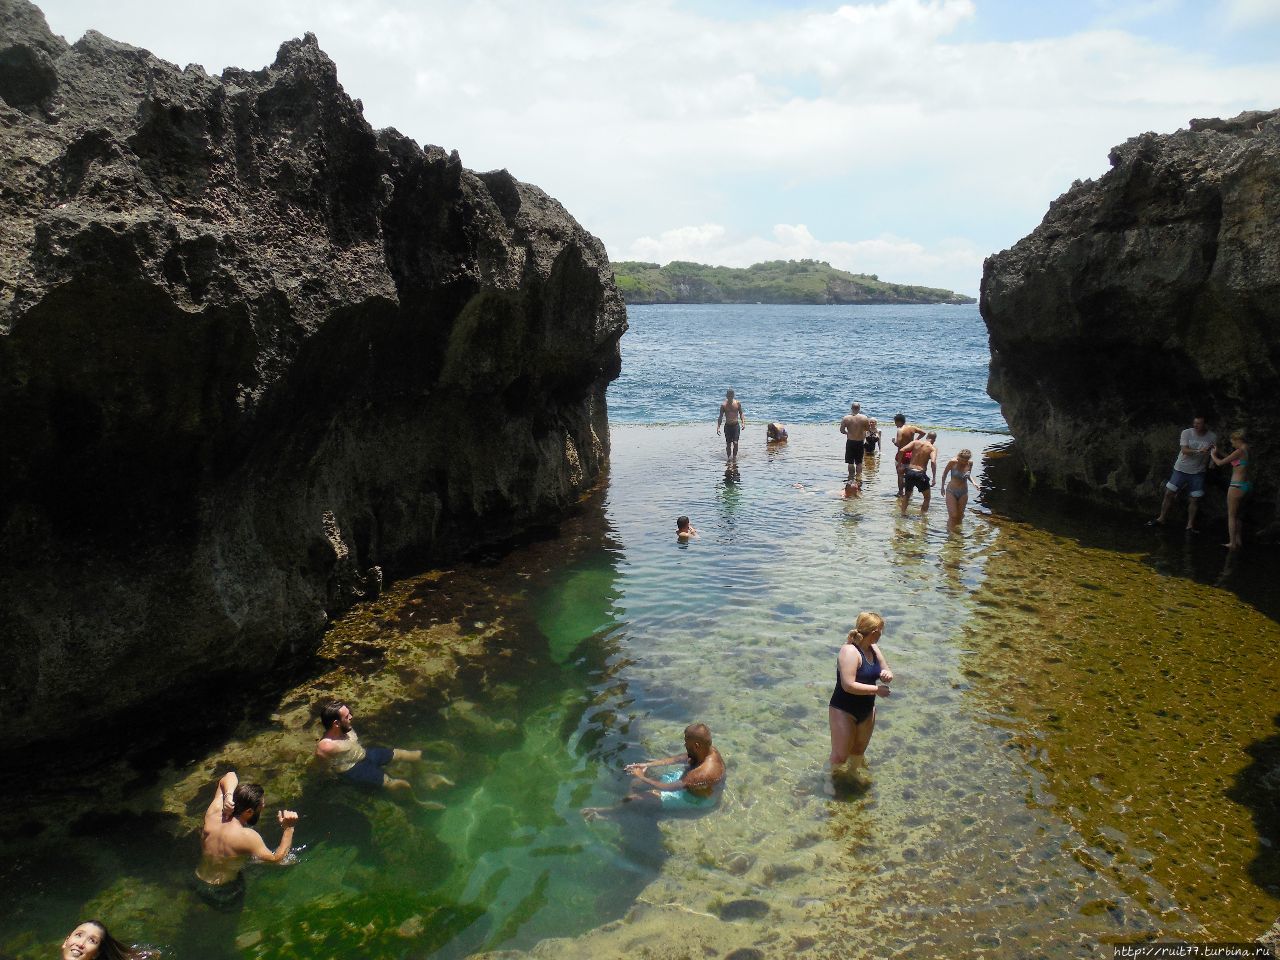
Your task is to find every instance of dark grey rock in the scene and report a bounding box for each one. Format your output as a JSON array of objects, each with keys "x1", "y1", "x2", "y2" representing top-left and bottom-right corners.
[
  {"x1": 0, "y1": 0, "x2": 625, "y2": 750},
  {"x1": 981, "y1": 108, "x2": 1280, "y2": 531}
]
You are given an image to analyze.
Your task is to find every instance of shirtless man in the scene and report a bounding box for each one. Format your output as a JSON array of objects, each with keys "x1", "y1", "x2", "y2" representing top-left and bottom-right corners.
[
  {"x1": 839, "y1": 402, "x2": 872, "y2": 486},
  {"x1": 315, "y1": 701, "x2": 447, "y2": 801},
  {"x1": 194, "y1": 770, "x2": 296, "y2": 908},
  {"x1": 716, "y1": 389, "x2": 745, "y2": 462},
  {"x1": 900, "y1": 431, "x2": 938, "y2": 513},
  {"x1": 891, "y1": 413, "x2": 927, "y2": 496},
  {"x1": 583, "y1": 722, "x2": 726, "y2": 819}
]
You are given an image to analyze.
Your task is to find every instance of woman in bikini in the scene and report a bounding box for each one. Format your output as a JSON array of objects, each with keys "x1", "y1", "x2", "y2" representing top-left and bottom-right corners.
[
  {"x1": 828, "y1": 611, "x2": 892, "y2": 777},
  {"x1": 1210, "y1": 430, "x2": 1250, "y2": 550},
  {"x1": 940, "y1": 447, "x2": 978, "y2": 529}
]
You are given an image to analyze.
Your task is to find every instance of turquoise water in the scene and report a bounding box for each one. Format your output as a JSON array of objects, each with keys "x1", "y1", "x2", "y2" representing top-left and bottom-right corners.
[
  {"x1": 611, "y1": 303, "x2": 1005, "y2": 431},
  {"x1": 5, "y1": 424, "x2": 1277, "y2": 959}
]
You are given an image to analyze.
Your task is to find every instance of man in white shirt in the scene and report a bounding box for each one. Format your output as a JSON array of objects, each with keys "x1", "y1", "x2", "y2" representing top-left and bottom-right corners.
[{"x1": 1151, "y1": 415, "x2": 1216, "y2": 532}]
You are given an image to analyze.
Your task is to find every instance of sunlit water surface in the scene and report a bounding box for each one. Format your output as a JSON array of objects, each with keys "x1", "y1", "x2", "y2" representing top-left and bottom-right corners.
[{"x1": 3, "y1": 424, "x2": 1277, "y2": 959}]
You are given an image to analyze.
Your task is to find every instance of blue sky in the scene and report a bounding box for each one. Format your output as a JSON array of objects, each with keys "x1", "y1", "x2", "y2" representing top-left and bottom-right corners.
[{"x1": 34, "y1": 0, "x2": 1280, "y2": 295}]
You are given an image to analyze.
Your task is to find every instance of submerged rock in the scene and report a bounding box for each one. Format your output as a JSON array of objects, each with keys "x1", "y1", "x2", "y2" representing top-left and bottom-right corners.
[
  {"x1": 0, "y1": 0, "x2": 625, "y2": 751},
  {"x1": 982, "y1": 109, "x2": 1279, "y2": 529}
]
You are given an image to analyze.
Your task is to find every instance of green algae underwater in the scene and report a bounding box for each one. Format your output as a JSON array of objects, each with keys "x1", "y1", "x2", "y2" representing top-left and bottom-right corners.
[{"x1": 2, "y1": 424, "x2": 1277, "y2": 959}]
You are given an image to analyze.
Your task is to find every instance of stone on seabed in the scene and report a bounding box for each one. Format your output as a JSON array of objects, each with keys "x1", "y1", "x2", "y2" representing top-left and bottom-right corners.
[
  {"x1": 0, "y1": 0, "x2": 626, "y2": 751},
  {"x1": 981, "y1": 108, "x2": 1280, "y2": 533}
]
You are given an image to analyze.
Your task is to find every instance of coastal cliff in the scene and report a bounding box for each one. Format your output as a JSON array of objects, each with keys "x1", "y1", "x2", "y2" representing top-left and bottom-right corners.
[
  {"x1": 982, "y1": 109, "x2": 1280, "y2": 531},
  {"x1": 0, "y1": 0, "x2": 626, "y2": 749}
]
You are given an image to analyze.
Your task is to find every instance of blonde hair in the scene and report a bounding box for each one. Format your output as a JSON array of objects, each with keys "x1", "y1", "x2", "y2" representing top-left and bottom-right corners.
[
  {"x1": 1231, "y1": 430, "x2": 1246, "y2": 445},
  {"x1": 845, "y1": 611, "x2": 884, "y2": 645},
  {"x1": 957, "y1": 448, "x2": 972, "y2": 461}
]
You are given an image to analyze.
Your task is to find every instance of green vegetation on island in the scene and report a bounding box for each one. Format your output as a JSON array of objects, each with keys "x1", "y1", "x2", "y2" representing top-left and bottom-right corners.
[{"x1": 612, "y1": 259, "x2": 975, "y2": 306}]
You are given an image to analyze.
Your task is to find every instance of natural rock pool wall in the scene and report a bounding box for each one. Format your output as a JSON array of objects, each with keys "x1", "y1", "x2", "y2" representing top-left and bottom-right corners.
[
  {"x1": 982, "y1": 109, "x2": 1280, "y2": 532},
  {"x1": 0, "y1": 0, "x2": 626, "y2": 750}
]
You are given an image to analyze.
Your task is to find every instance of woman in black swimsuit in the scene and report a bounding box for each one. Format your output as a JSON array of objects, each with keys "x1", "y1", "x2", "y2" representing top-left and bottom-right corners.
[{"x1": 828, "y1": 611, "x2": 893, "y2": 775}]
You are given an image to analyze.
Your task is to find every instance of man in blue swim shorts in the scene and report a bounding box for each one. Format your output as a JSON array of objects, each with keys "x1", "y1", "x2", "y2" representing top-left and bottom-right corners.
[
  {"x1": 582, "y1": 722, "x2": 725, "y2": 819},
  {"x1": 1151, "y1": 415, "x2": 1216, "y2": 532},
  {"x1": 315, "y1": 701, "x2": 450, "y2": 803}
]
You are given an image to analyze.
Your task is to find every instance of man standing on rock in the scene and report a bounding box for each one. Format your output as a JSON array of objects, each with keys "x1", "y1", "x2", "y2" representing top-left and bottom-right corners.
[
  {"x1": 315, "y1": 701, "x2": 449, "y2": 803},
  {"x1": 891, "y1": 414, "x2": 927, "y2": 496},
  {"x1": 899, "y1": 431, "x2": 938, "y2": 513},
  {"x1": 1151, "y1": 415, "x2": 1216, "y2": 532},
  {"x1": 840, "y1": 402, "x2": 872, "y2": 488},
  {"x1": 194, "y1": 770, "x2": 297, "y2": 909},
  {"x1": 717, "y1": 389, "x2": 746, "y2": 463}
]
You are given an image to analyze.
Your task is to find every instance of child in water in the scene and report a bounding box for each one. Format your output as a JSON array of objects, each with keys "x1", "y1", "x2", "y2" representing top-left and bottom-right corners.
[{"x1": 676, "y1": 516, "x2": 698, "y2": 541}]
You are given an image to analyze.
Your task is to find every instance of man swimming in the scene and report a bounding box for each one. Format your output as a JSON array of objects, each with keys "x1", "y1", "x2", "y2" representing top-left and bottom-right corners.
[
  {"x1": 899, "y1": 431, "x2": 938, "y2": 513},
  {"x1": 676, "y1": 515, "x2": 698, "y2": 541},
  {"x1": 315, "y1": 701, "x2": 449, "y2": 802},
  {"x1": 891, "y1": 414, "x2": 926, "y2": 496},
  {"x1": 839, "y1": 402, "x2": 872, "y2": 487},
  {"x1": 582, "y1": 722, "x2": 726, "y2": 819},
  {"x1": 194, "y1": 770, "x2": 297, "y2": 908},
  {"x1": 716, "y1": 389, "x2": 746, "y2": 462}
]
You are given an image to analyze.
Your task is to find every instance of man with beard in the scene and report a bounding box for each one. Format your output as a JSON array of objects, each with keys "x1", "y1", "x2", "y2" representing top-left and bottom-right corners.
[
  {"x1": 315, "y1": 700, "x2": 444, "y2": 799},
  {"x1": 194, "y1": 770, "x2": 297, "y2": 908},
  {"x1": 582, "y1": 722, "x2": 726, "y2": 819}
]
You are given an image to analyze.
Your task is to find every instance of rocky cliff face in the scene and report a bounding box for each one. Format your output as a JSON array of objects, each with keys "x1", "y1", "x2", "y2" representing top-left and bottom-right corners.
[
  {"x1": 0, "y1": 0, "x2": 625, "y2": 749},
  {"x1": 982, "y1": 109, "x2": 1280, "y2": 530}
]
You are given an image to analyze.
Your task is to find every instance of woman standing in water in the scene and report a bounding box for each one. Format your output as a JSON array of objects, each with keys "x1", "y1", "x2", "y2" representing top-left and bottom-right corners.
[
  {"x1": 828, "y1": 612, "x2": 892, "y2": 776},
  {"x1": 940, "y1": 448, "x2": 978, "y2": 529},
  {"x1": 61, "y1": 921, "x2": 149, "y2": 960},
  {"x1": 1210, "y1": 430, "x2": 1250, "y2": 550}
]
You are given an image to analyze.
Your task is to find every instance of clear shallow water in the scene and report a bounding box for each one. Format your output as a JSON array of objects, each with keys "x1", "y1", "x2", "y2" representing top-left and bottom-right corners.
[
  {"x1": 3, "y1": 425, "x2": 1278, "y2": 959},
  {"x1": 611, "y1": 303, "x2": 1006, "y2": 432}
]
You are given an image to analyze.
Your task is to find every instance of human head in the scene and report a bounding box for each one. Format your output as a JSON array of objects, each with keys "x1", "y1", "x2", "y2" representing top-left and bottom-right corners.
[
  {"x1": 231, "y1": 783, "x2": 265, "y2": 826},
  {"x1": 1230, "y1": 429, "x2": 1246, "y2": 446},
  {"x1": 684, "y1": 722, "x2": 712, "y2": 758},
  {"x1": 846, "y1": 611, "x2": 885, "y2": 645},
  {"x1": 726, "y1": 389, "x2": 735, "y2": 400},
  {"x1": 1192, "y1": 415, "x2": 1207, "y2": 433},
  {"x1": 926, "y1": 431, "x2": 937, "y2": 442},
  {"x1": 676, "y1": 515, "x2": 690, "y2": 531},
  {"x1": 869, "y1": 418, "x2": 877, "y2": 428},
  {"x1": 61, "y1": 921, "x2": 135, "y2": 960},
  {"x1": 850, "y1": 402, "x2": 861, "y2": 414},
  {"x1": 893, "y1": 413, "x2": 905, "y2": 427},
  {"x1": 319, "y1": 700, "x2": 352, "y2": 732},
  {"x1": 957, "y1": 448, "x2": 973, "y2": 462}
]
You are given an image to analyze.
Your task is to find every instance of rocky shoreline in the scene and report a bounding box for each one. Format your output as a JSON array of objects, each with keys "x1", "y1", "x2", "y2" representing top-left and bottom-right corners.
[
  {"x1": 0, "y1": 0, "x2": 626, "y2": 752},
  {"x1": 982, "y1": 109, "x2": 1279, "y2": 536}
]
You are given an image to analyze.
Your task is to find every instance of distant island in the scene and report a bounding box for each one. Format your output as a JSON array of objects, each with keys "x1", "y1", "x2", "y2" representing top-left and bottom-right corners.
[{"x1": 612, "y1": 259, "x2": 976, "y2": 305}]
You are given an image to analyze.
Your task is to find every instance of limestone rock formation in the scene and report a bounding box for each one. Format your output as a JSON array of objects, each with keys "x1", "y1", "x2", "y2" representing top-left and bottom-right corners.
[
  {"x1": 982, "y1": 109, "x2": 1280, "y2": 530},
  {"x1": 0, "y1": 0, "x2": 625, "y2": 750}
]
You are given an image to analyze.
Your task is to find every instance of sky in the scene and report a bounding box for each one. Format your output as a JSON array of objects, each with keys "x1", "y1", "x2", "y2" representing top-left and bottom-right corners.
[{"x1": 32, "y1": 0, "x2": 1280, "y2": 296}]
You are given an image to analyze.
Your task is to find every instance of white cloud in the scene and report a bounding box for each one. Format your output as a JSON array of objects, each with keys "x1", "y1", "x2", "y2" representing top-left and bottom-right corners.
[
  {"x1": 34, "y1": 0, "x2": 1280, "y2": 297},
  {"x1": 1220, "y1": 0, "x2": 1280, "y2": 26}
]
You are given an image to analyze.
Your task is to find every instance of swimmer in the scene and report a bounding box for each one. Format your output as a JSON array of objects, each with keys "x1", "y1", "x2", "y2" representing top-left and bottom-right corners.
[
  {"x1": 899, "y1": 431, "x2": 937, "y2": 513},
  {"x1": 716, "y1": 389, "x2": 746, "y2": 462},
  {"x1": 839, "y1": 402, "x2": 871, "y2": 487},
  {"x1": 583, "y1": 723, "x2": 725, "y2": 819},
  {"x1": 194, "y1": 771, "x2": 297, "y2": 909},
  {"x1": 1209, "y1": 430, "x2": 1250, "y2": 550},
  {"x1": 891, "y1": 414, "x2": 926, "y2": 496},
  {"x1": 316, "y1": 701, "x2": 448, "y2": 802},
  {"x1": 940, "y1": 447, "x2": 978, "y2": 529},
  {"x1": 766, "y1": 422, "x2": 788, "y2": 442},
  {"x1": 864, "y1": 419, "x2": 881, "y2": 456},
  {"x1": 61, "y1": 921, "x2": 148, "y2": 960},
  {"x1": 676, "y1": 515, "x2": 698, "y2": 541},
  {"x1": 828, "y1": 612, "x2": 893, "y2": 781}
]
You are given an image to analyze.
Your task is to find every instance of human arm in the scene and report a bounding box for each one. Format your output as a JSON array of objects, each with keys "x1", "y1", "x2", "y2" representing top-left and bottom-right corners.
[
  {"x1": 738, "y1": 402, "x2": 746, "y2": 426},
  {"x1": 624, "y1": 752, "x2": 687, "y2": 776},
  {"x1": 930, "y1": 448, "x2": 938, "y2": 485},
  {"x1": 238, "y1": 811, "x2": 299, "y2": 864},
  {"x1": 839, "y1": 416, "x2": 849, "y2": 436},
  {"x1": 1210, "y1": 445, "x2": 1244, "y2": 467},
  {"x1": 716, "y1": 406, "x2": 724, "y2": 432},
  {"x1": 836, "y1": 646, "x2": 884, "y2": 696},
  {"x1": 872, "y1": 643, "x2": 893, "y2": 683},
  {"x1": 204, "y1": 771, "x2": 238, "y2": 828},
  {"x1": 941, "y1": 461, "x2": 953, "y2": 489}
]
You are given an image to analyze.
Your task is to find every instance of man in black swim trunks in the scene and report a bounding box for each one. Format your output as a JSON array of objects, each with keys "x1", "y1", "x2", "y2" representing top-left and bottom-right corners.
[
  {"x1": 315, "y1": 701, "x2": 450, "y2": 802},
  {"x1": 194, "y1": 770, "x2": 297, "y2": 909},
  {"x1": 716, "y1": 389, "x2": 745, "y2": 462},
  {"x1": 839, "y1": 402, "x2": 871, "y2": 487},
  {"x1": 899, "y1": 431, "x2": 937, "y2": 513}
]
